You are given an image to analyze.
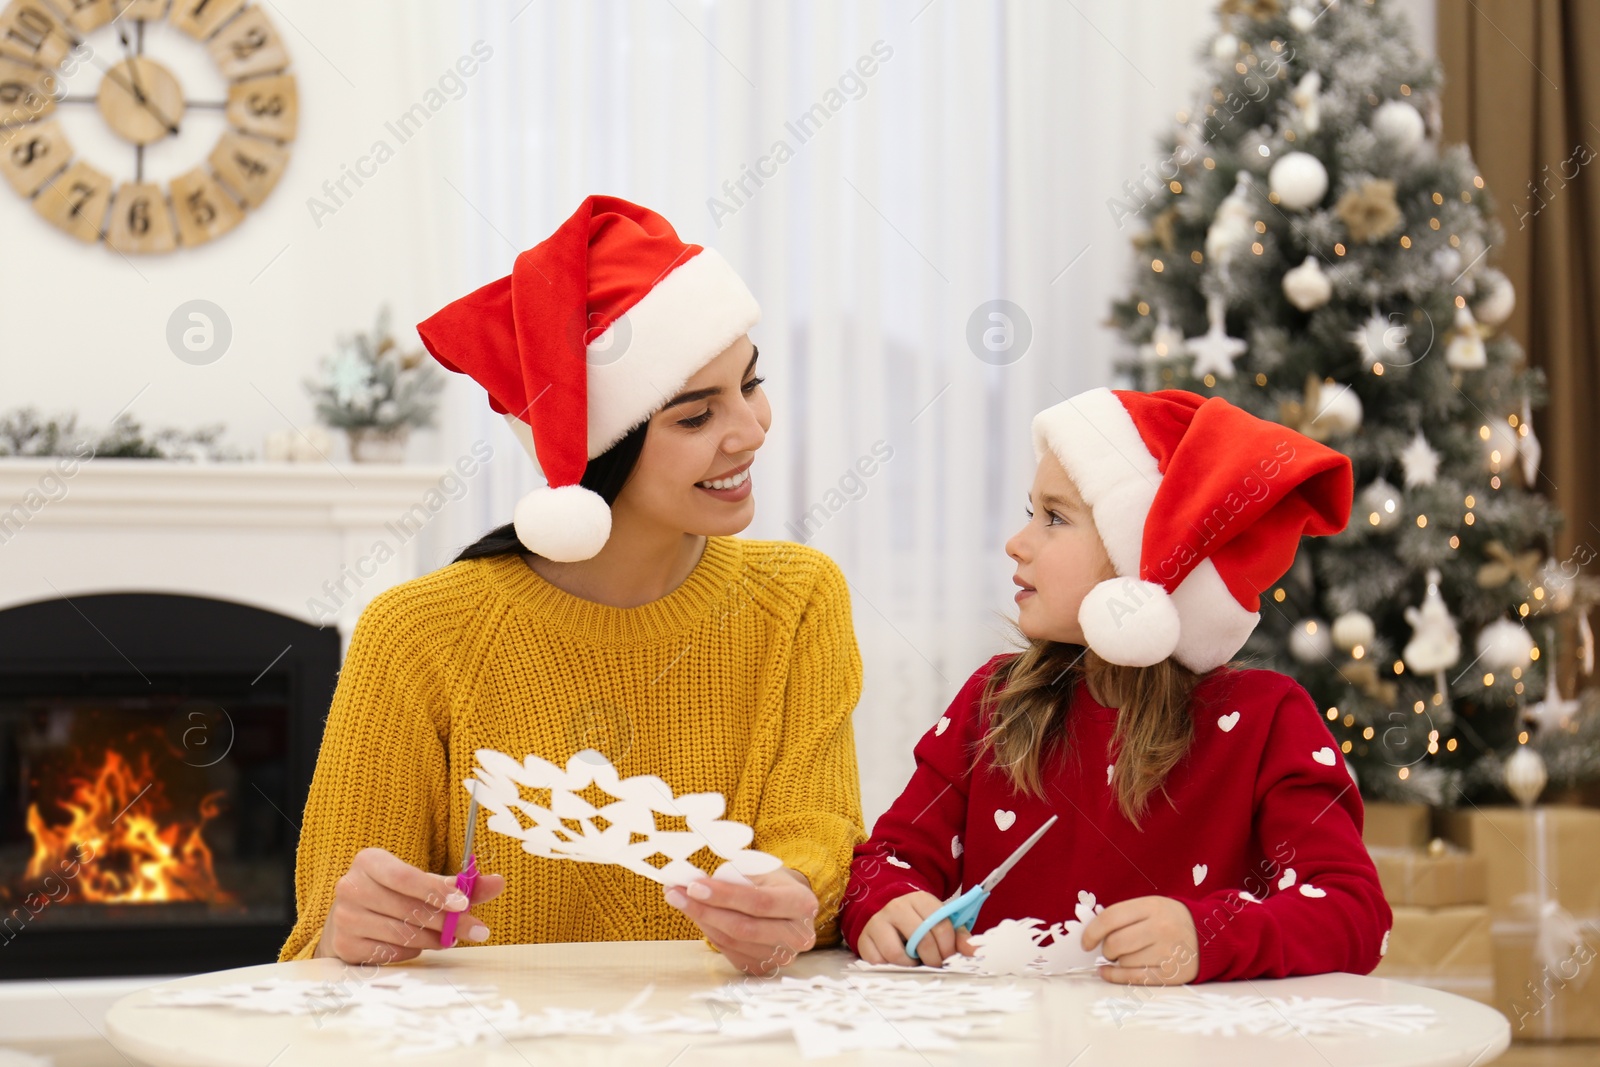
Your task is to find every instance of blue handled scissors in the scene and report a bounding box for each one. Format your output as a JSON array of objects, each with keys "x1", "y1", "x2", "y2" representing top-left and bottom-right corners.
[{"x1": 906, "y1": 814, "x2": 1058, "y2": 963}]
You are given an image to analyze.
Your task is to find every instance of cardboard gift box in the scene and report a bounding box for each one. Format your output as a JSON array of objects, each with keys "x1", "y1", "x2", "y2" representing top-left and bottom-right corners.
[
  {"x1": 1363, "y1": 802, "x2": 1432, "y2": 849},
  {"x1": 1438, "y1": 805, "x2": 1600, "y2": 1040},
  {"x1": 1368, "y1": 844, "x2": 1488, "y2": 908},
  {"x1": 1373, "y1": 904, "x2": 1494, "y2": 1005}
]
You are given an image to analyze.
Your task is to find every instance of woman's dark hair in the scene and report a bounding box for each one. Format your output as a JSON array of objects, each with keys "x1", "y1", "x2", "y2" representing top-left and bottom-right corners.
[{"x1": 452, "y1": 419, "x2": 650, "y2": 562}]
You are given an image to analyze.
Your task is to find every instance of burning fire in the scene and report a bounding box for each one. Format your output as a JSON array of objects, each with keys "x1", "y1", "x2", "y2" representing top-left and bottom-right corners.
[{"x1": 25, "y1": 746, "x2": 234, "y2": 904}]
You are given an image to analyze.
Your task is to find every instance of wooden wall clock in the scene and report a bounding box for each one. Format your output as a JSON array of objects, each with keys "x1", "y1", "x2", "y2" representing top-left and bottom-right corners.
[{"x1": 0, "y1": 0, "x2": 297, "y2": 253}]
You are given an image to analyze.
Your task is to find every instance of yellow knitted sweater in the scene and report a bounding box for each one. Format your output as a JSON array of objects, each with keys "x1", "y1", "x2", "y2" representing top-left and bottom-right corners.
[{"x1": 279, "y1": 536, "x2": 865, "y2": 961}]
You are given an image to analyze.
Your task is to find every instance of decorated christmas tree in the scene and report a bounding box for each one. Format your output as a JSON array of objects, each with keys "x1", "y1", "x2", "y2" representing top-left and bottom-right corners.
[{"x1": 1108, "y1": 0, "x2": 1600, "y2": 805}]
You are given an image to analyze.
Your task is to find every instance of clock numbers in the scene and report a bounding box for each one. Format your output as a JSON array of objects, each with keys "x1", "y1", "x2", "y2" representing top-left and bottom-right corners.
[
  {"x1": 0, "y1": 117, "x2": 68, "y2": 196},
  {"x1": 107, "y1": 181, "x2": 177, "y2": 254},
  {"x1": 169, "y1": 0, "x2": 245, "y2": 42},
  {"x1": 209, "y1": 130, "x2": 287, "y2": 207},
  {"x1": 32, "y1": 158, "x2": 110, "y2": 241},
  {"x1": 0, "y1": 57, "x2": 56, "y2": 122},
  {"x1": 48, "y1": 0, "x2": 120, "y2": 34},
  {"x1": 169, "y1": 166, "x2": 242, "y2": 247},
  {"x1": 226, "y1": 73, "x2": 296, "y2": 141},
  {"x1": 207, "y1": 8, "x2": 287, "y2": 80},
  {"x1": 0, "y1": 1, "x2": 74, "y2": 68}
]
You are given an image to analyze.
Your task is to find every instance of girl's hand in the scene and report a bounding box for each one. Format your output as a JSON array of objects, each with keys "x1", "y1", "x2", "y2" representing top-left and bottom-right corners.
[
  {"x1": 1080, "y1": 894, "x2": 1200, "y2": 985},
  {"x1": 664, "y1": 867, "x2": 820, "y2": 976},
  {"x1": 315, "y1": 847, "x2": 506, "y2": 965},
  {"x1": 856, "y1": 891, "x2": 975, "y2": 968}
]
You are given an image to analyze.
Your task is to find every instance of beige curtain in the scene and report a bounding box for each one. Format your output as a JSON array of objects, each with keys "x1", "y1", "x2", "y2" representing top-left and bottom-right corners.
[{"x1": 1439, "y1": 0, "x2": 1600, "y2": 696}]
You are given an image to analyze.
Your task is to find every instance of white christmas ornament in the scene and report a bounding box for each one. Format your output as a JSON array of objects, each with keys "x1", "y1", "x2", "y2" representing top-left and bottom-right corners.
[
  {"x1": 1358, "y1": 477, "x2": 1404, "y2": 532},
  {"x1": 1289, "y1": 618, "x2": 1333, "y2": 664},
  {"x1": 1308, "y1": 381, "x2": 1363, "y2": 436},
  {"x1": 1474, "y1": 269, "x2": 1517, "y2": 326},
  {"x1": 1212, "y1": 32, "x2": 1239, "y2": 60},
  {"x1": 1504, "y1": 745, "x2": 1548, "y2": 807},
  {"x1": 466, "y1": 749, "x2": 782, "y2": 887},
  {"x1": 1399, "y1": 431, "x2": 1441, "y2": 488},
  {"x1": 1288, "y1": 5, "x2": 1317, "y2": 32},
  {"x1": 1475, "y1": 618, "x2": 1536, "y2": 670},
  {"x1": 1519, "y1": 395, "x2": 1542, "y2": 487},
  {"x1": 1372, "y1": 100, "x2": 1427, "y2": 152},
  {"x1": 1205, "y1": 174, "x2": 1256, "y2": 272},
  {"x1": 1187, "y1": 296, "x2": 1248, "y2": 379},
  {"x1": 1283, "y1": 256, "x2": 1333, "y2": 311},
  {"x1": 1525, "y1": 670, "x2": 1580, "y2": 733},
  {"x1": 1403, "y1": 569, "x2": 1462, "y2": 674},
  {"x1": 1290, "y1": 70, "x2": 1322, "y2": 133},
  {"x1": 1139, "y1": 312, "x2": 1187, "y2": 364},
  {"x1": 1445, "y1": 306, "x2": 1487, "y2": 370},
  {"x1": 1269, "y1": 152, "x2": 1329, "y2": 210},
  {"x1": 1332, "y1": 611, "x2": 1377, "y2": 652},
  {"x1": 1350, "y1": 309, "x2": 1408, "y2": 366}
]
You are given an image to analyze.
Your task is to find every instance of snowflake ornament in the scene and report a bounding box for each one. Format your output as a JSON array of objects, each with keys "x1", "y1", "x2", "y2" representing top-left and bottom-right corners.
[
  {"x1": 1399, "y1": 431, "x2": 1440, "y2": 488},
  {"x1": 1186, "y1": 296, "x2": 1248, "y2": 379},
  {"x1": 1350, "y1": 308, "x2": 1408, "y2": 366},
  {"x1": 466, "y1": 748, "x2": 782, "y2": 887}
]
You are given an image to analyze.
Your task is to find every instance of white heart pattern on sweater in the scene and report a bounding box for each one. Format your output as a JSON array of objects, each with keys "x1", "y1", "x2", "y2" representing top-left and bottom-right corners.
[
  {"x1": 886, "y1": 855, "x2": 911, "y2": 869},
  {"x1": 1313, "y1": 747, "x2": 1337, "y2": 766},
  {"x1": 1238, "y1": 889, "x2": 1263, "y2": 904},
  {"x1": 1192, "y1": 863, "x2": 1208, "y2": 886},
  {"x1": 1278, "y1": 868, "x2": 1297, "y2": 891},
  {"x1": 1217, "y1": 711, "x2": 1240, "y2": 732},
  {"x1": 1106, "y1": 764, "x2": 1114, "y2": 784},
  {"x1": 934, "y1": 716, "x2": 951, "y2": 736},
  {"x1": 1299, "y1": 884, "x2": 1327, "y2": 898},
  {"x1": 994, "y1": 809, "x2": 1016, "y2": 831},
  {"x1": 951, "y1": 835, "x2": 963, "y2": 858}
]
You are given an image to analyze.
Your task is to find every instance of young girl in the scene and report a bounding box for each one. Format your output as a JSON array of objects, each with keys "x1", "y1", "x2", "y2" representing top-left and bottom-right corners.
[{"x1": 840, "y1": 387, "x2": 1392, "y2": 985}]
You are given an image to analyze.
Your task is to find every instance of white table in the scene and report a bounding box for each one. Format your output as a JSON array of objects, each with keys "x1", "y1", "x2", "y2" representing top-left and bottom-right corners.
[{"x1": 104, "y1": 940, "x2": 1510, "y2": 1066}]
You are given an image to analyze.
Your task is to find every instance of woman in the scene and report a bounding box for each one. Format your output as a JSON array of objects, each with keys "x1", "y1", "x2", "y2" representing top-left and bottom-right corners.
[{"x1": 279, "y1": 196, "x2": 865, "y2": 976}]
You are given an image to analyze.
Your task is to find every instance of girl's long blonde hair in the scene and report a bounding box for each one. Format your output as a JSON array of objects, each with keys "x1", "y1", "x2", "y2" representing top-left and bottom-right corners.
[{"x1": 975, "y1": 630, "x2": 1207, "y2": 828}]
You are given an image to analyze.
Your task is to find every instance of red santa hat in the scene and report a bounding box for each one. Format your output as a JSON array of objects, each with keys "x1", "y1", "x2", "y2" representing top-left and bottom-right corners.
[
  {"x1": 1032, "y1": 388, "x2": 1353, "y2": 673},
  {"x1": 416, "y1": 195, "x2": 760, "y2": 561}
]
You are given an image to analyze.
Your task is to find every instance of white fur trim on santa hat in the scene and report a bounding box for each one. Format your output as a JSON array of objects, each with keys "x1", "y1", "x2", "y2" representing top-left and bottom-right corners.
[
  {"x1": 1079, "y1": 577, "x2": 1182, "y2": 667},
  {"x1": 1031, "y1": 388, "x2": 1161, "y2": 507},
  {"x1": 1168, "y1": 559, "x2": 1261, "y2": 673},
  {"x1": 513, "y1": 483, "x2": 612, "y2": 562},
  {"x1": 586, "y1": 247, "x2": 761, "y2": 455}
]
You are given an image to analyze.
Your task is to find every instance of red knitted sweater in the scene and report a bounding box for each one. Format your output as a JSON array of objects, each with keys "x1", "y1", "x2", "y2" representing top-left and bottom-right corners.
[{"x1": 839, "y1": 654, "x2": 1392, "y2": 982}]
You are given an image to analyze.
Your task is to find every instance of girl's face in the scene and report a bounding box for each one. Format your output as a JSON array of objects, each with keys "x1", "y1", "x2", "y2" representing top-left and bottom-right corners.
[
  {"x1": 1005, "y1": 451, "x2": 1116, "y2": 644},
  {"x1": 613, "y1": 335, "x2": 770, "y2": 536}
]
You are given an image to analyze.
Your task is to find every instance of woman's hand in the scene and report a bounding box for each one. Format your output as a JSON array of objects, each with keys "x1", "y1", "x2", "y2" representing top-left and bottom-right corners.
[
  {"x1": 664, "y1": 867, "x2": 821, "y2": 976},
  {"x1": 856, "y1": 890, "x2": 974, "y2": 968},
  {"x1": 315, "y1": 847, "x2": 506, "y2": 965},
  {"x1": 1079, "y1": 894, "x2": 1199, "y2": 985}
]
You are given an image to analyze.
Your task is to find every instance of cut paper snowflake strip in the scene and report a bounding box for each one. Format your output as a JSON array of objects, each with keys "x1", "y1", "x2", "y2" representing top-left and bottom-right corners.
[
  {"x1": 1090, "y1": 991, "x2": 1438, "y2": 1039},
  {"x1": 466, "y1": 748, "x2": 782, "y2": 887},
  {"x1": 147, "y1": 974, "x2": 499, "y2": 1016},
  {"x1": 853, "y1": 891, "x2": 1112, "y2": 977}
]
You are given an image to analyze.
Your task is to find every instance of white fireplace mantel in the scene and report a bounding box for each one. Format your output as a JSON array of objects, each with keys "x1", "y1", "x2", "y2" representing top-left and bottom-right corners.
[{"x1": 0, "y1": 458, "x2": 457, "y2": 641}]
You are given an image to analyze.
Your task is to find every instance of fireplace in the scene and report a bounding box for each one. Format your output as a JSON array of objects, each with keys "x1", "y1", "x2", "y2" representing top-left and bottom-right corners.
[{"x1": 0, "y1": 592, "x2": 338, "y2": 978}]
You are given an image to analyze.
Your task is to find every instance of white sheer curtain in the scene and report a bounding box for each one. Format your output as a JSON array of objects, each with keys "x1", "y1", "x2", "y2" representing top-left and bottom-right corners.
[{"x1": 433, "y1": 0, "x2": 1214, "y2": 821}]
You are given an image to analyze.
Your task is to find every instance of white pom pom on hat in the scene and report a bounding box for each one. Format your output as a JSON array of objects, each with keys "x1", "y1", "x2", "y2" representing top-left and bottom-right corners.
[
  {"x1": 513, "y1": 484, "x2": 612, "y2": 563},
  {"x1": 417, "y1": 195, "x2": 761, "y2": 560},
  {"x1": 1031, "y1": 388, "x2": 1355, "y2": 674}
]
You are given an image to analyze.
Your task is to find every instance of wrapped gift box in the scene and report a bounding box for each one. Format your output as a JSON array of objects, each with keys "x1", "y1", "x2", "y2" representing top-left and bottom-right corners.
[
  {"x1": 1368, "y1": 844, "x2": 1488, "y2": 908},
  {"x1": 1438, "y1": 805, "x2": 1600, "y2": 1040},
  {"x1": 1373, "y1": 904, "x2": 1494, "y2": 1005},
  {"x1": 1363, "y1": 801, "x2": 1432, "y2": 849}
]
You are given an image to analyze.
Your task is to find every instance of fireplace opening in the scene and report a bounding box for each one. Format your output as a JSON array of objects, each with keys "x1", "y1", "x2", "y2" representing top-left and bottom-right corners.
[{"x1": 0, "y1": 593, "x2": 338, "y2": 978}]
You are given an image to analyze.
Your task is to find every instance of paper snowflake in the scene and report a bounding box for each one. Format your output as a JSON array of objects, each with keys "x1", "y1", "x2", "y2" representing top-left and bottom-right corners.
[
  {"x1": 851, "y1": 891, "x2": 1111, "y2": 976},
  {"x1": 1090, "y1": 991, "x2": 1438, "y2": 1038},
  {"x1": 466, "y1": 748, "x2": 782, "y2": 887}
]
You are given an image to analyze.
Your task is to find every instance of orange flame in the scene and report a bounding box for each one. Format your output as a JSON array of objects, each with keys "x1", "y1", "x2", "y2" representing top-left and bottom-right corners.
[{"x1": 25, "y1": 747, "x2": 234, "y2": 904}]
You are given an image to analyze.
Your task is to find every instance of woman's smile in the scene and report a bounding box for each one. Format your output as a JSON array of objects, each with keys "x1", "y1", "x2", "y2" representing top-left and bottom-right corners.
[{"x1": 695, "y1": 459, "x2": 754, "y2": 502}]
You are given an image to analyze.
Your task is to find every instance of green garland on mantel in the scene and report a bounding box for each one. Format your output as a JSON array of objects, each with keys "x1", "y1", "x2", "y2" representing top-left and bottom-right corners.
[{"x1": 0, "y1": 407, "x2": 247, "y2": 461}]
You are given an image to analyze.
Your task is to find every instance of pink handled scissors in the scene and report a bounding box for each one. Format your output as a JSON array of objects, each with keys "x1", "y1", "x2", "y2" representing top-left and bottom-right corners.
[{"x1": 439, "y1": 790, "x2": 480, "y2": 948}]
